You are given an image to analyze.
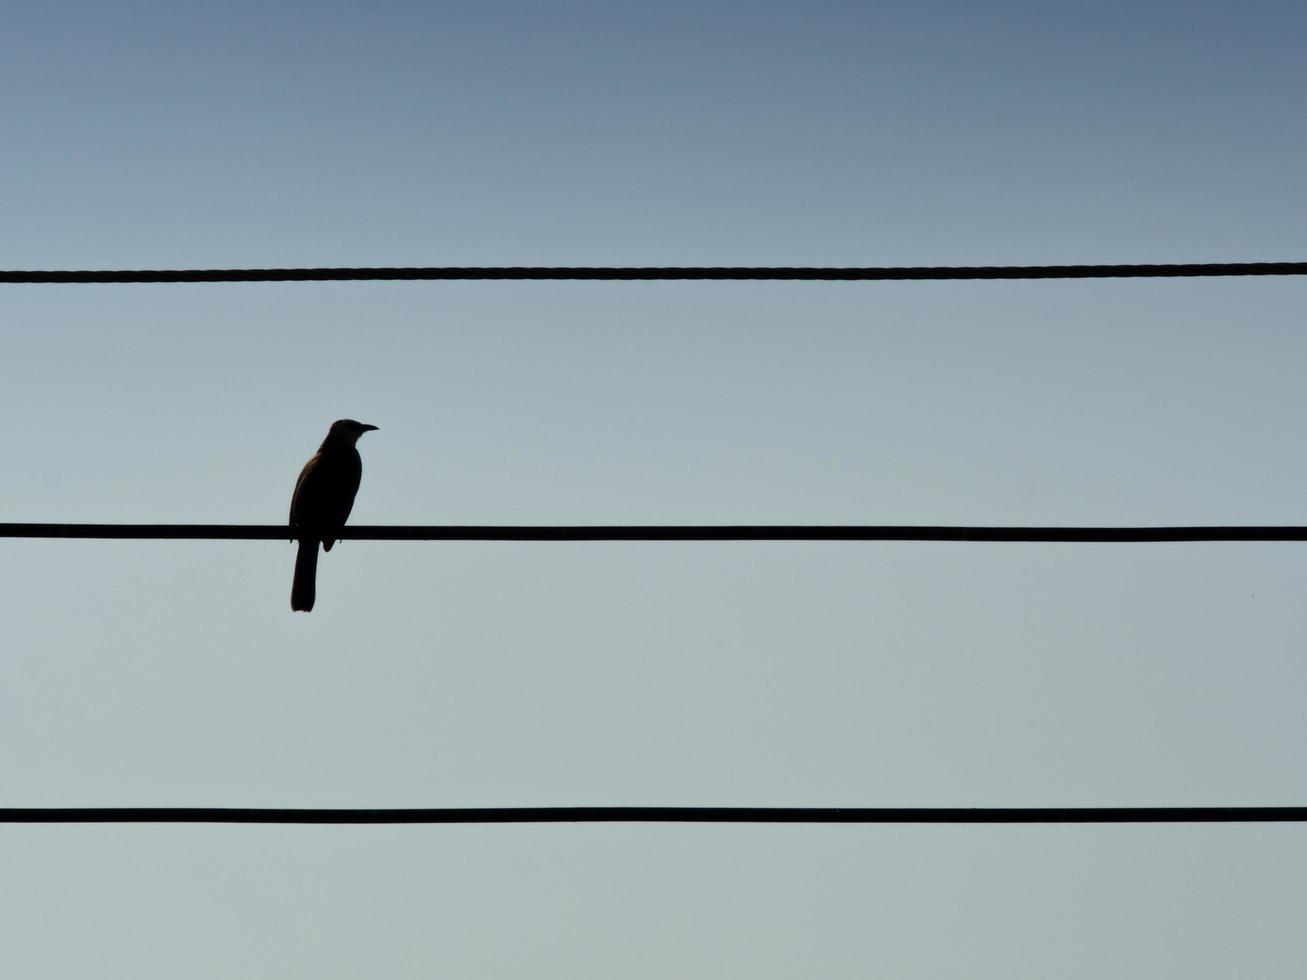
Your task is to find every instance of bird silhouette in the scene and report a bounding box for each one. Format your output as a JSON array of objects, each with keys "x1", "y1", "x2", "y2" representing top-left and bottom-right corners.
[{"x1": 289, "y1": 419, "x2": 378, "y2": 611}]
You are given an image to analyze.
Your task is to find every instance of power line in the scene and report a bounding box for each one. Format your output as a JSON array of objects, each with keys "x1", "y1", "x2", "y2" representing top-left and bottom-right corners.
[
  {"x1": 4, "y1": 524, "x2": 1307, "y2": 542},
  {"x1": 2, "y1": 806, "x2": 1303, "y2": 824},
  {"x1": 1, "y1": 261, "x2": 1305, "y2": 284}
]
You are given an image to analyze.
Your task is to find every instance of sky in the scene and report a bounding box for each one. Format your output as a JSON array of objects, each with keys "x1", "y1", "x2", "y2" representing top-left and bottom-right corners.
[{"x1": 3, "y1": 1, "x2": 1307, "y2": 976}]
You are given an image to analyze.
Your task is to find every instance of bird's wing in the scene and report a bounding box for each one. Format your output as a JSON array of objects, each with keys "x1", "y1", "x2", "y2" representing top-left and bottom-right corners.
[
  {"x1": 289, "y1": 451, "x2": 323, "y2": 531},
  {"x1": 289, "y1": 450, "x2": 363, "y2": 548}
]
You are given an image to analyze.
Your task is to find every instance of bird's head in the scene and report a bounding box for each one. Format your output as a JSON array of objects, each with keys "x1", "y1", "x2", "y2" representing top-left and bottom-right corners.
[{"x1": 326, "y1": 419, "x2": 379, "y2": 446}]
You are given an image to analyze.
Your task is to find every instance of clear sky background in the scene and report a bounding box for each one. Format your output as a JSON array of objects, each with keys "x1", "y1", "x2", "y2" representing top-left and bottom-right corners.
[{"x1": 3, "y1": 1, "x2": 1307, "y2": 976}]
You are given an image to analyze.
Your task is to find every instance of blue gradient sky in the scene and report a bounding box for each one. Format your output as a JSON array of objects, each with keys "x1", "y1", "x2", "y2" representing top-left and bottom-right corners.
[{"x1": 3, "y1": 2, "x2": 1307, "y2": 976}]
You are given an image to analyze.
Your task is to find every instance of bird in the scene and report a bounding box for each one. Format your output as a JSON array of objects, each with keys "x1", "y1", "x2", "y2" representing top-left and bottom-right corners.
[{"x1": 289, "y1": 419, "x2": 378, "y2": 611}]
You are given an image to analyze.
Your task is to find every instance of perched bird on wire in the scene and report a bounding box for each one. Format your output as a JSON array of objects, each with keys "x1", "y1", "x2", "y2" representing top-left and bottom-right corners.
[{"x1": 289, "y1": 419, "x2": 379, "y2": 612}]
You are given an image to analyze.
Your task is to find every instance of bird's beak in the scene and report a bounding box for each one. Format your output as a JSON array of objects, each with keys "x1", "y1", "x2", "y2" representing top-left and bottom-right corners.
[{"x1": 362, "y1": 424, "x2": 379, "y2": 432}]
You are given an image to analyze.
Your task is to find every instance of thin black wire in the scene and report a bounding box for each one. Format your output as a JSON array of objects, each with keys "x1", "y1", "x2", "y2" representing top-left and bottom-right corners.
[
  {"x1": 2, "y1": 806, "x2": 1304, "y2": 824},
  {"x1": 1, "y1": 262, "x2": 1305, "y2": 283},
  {"x1": 4, "y1": 524, "x2": 1307, "y2": 542}
]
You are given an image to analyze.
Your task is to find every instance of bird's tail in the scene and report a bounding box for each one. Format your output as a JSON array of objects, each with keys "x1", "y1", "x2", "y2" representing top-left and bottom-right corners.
[{"x1": 291, "y1": 539, "x2": 318, "y2": 612}]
